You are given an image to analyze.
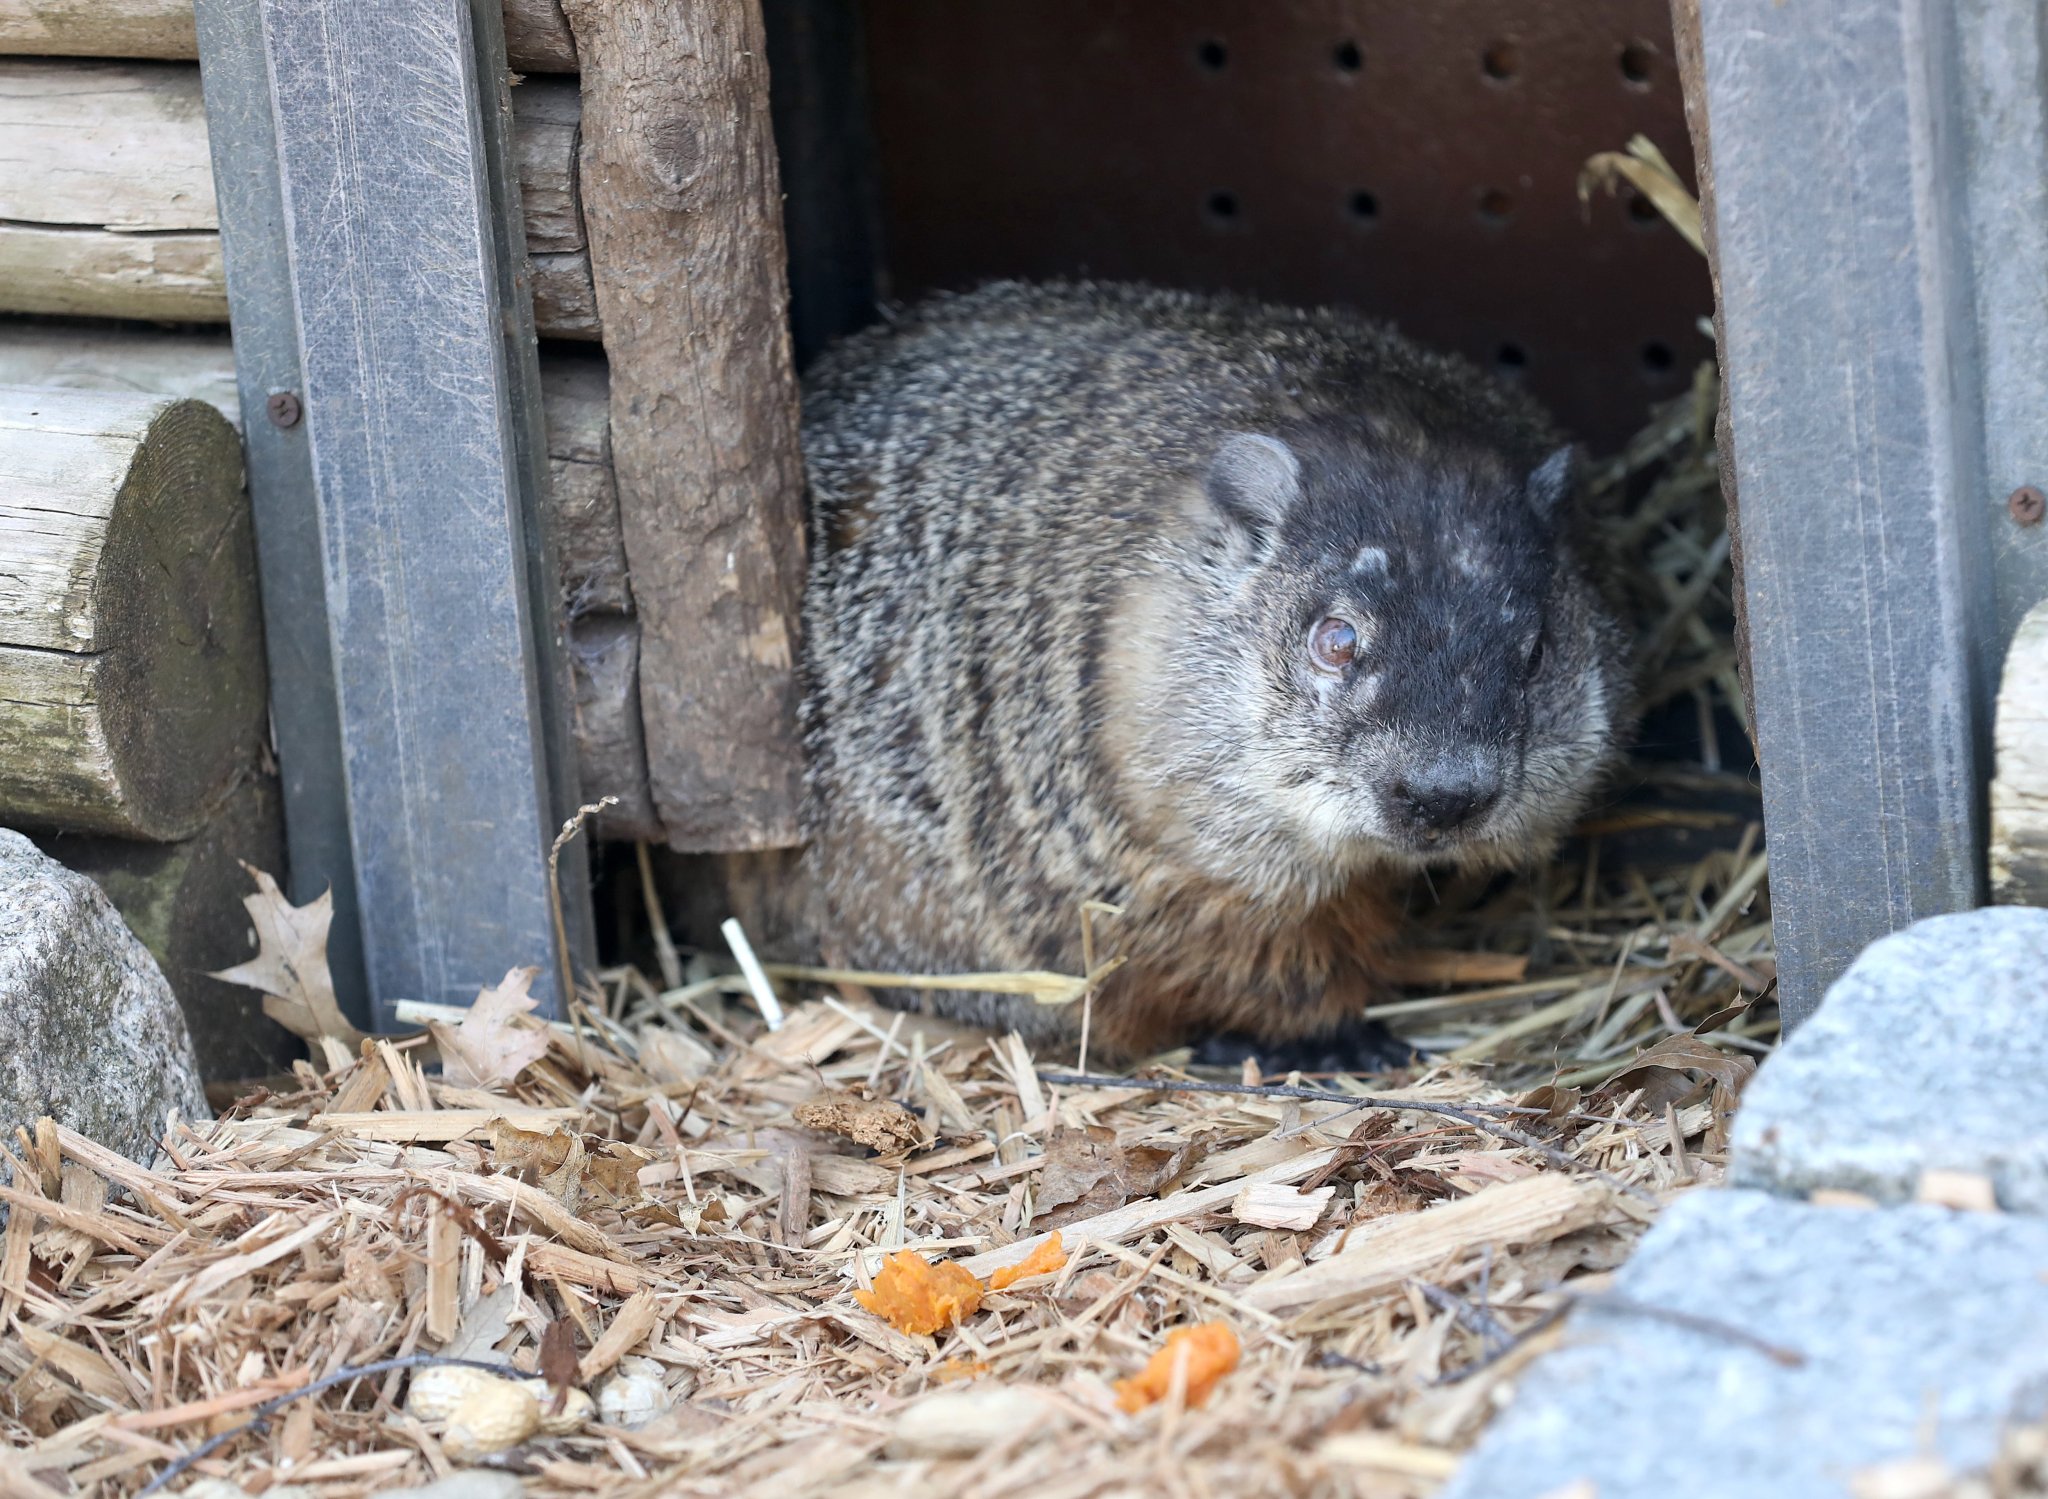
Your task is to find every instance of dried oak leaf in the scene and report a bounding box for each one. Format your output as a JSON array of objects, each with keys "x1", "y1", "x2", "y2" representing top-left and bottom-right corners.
[
  {"x1": 490, "y1": 1120, "x2": 649, "y2": 1212},
  {"x1": 988, "y1": 1232, "x2": 1068, "y2": 1291},
  {"x1": 433, "y1": 967, "x2": 553, "y2": 1091},
  {"x1": 1113, "y1": 1322, "x2": 1240, "y2": 1414},
  {"x1": 537, "y1": 1318, "x2": 579, "y2": 1413},
  {"x1": 1036, "y1": 1127, "x2": 1203, "y2": 1229},
  {"x1": 855, "y1": 1249, "x2": 984, "y2": 1336},
  {"x1": 792, "y1": 1087, "x2": 923, "y2": 1155},
  {"x1": 1600, "y1": 1033, "x2": 1756, "y2": 1115},
  {"x1": 211, "y1": 864, "x2": 365, "y2": 1048}
]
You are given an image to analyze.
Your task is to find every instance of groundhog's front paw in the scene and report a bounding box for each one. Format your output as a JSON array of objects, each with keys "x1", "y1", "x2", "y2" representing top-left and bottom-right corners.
[{"x1": 1188, "y1": 1015, "x2": 1415, "y2": 1078}]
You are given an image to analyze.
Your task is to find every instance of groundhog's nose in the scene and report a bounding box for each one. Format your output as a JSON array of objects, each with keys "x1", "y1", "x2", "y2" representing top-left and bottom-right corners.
[{"x1": 1388, "y1": 763, "x2": 1502, "y2": 839}]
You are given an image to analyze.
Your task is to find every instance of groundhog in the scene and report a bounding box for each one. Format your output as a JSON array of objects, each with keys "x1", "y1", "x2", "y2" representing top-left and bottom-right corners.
[{"x1": 793, "y1": 281, "x2": 1632, "y2": 1062}]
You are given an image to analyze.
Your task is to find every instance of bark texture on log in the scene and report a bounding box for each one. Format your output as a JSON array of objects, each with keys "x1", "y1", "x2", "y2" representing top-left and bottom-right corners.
[
  {"x1": 569, "y1": 615, "x2": 661, "y2": 841},
  {"x1": 1992, "y1": 600, "x2": 2048, "y2": 905},
  {"x1": 558, "y1": 0, "x2": 809, "y2": 850},
  {"x1": 0, "y1": 388, "x2": 265, "y2": 839},
  {"x1": 0, "y1": 60, "x2": 594, "y2": 337},
  {"x1": 0, "y1": 0, "x2": 576, "y2": 73},
  {"x1": 32, "y1": 775, "x2": 300, "y2": 1082}
]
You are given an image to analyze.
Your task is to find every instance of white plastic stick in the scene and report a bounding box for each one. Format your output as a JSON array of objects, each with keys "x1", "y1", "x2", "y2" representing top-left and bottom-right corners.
[{"x1": 721, "y1": 918, "x2": 785, "y2": 1031}]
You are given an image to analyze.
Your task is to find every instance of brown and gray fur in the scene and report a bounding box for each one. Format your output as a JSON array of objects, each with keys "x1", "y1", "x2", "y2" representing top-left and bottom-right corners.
[{"x1": 790, "y1": 281, "x2": 1631, "y2": 1059}]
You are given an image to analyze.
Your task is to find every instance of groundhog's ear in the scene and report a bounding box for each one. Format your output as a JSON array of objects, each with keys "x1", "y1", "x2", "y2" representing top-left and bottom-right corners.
[
  {"x1": 1526, "y1": 445, "x2": 1576, "y2": 520},
  {"x1": 1207, "y1": 433, "x2": 1302, "y2": 535}
]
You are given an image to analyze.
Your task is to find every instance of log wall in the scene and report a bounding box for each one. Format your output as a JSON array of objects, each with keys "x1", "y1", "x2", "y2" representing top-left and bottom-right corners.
[
  {"x1": 0, "y1": 0, "x2": 577, "y2": 73},
  {"x1": 0, "y1": 59, "x2": 596, "y2": 338},
  {"x1": 0, "y1": 328, "x2": 657, "y2": 841}
]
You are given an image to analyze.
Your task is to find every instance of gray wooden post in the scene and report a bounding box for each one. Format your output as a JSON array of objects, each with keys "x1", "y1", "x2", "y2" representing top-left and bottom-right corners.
[
  {"x1": 1684, "y1": 0, "x2": 2048, "y2": 1023},
  {"x1": 194, "y1": 0, "x2": 592, "y2": 1023}
]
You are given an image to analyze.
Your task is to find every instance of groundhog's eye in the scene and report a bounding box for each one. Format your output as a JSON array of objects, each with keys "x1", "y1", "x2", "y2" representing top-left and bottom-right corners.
[
  {"x1": 1309, "y1": 616, "x2": 1358, "y2": 673},
  {"x1": 1526, "y1": 632, "x2": 1546, "y2": 676}
]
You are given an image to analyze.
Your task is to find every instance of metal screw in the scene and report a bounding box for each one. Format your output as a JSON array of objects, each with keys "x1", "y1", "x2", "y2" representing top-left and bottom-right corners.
[
  {"x1": 2012, "y1": 486, "x2": 2046, "y2": 526},
  {"x1": 266, "y1": 390, "x2": 303, "y2": 429}
]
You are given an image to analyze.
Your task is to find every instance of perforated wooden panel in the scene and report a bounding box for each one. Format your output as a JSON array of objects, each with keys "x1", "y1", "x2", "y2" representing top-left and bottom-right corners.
[{"x1": 860, "y1": 0, "x2": 1710, "y2": 452}]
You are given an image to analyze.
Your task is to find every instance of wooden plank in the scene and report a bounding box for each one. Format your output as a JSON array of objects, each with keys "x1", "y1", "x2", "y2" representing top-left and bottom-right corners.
[
  {"x1": 1684, "y1": 0, "x2": 1997, "y2": 1022},
  {"x1": 0, "y1": 59, "x2": 593, "y2": 338},
  {"x1": 0, "y1": 389, "x2": 264, "y2": 840},
  {"x1": 204, "y1": 0, "x2": 585, "y2": 1018},
  {"x1": 0, "y1": 0, "x2": 577, "y2": 73},
  {"x1": 558, "y1": 0, "x2": 808, "y2": 849},
  {"x1": 569, "y1": 613, "x2": 660, "y2": 842}
]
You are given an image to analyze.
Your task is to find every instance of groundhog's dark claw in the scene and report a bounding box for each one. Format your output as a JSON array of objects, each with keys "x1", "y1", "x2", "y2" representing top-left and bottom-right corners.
[{"x1": 1188, "y1": 1017, "x2": 1417, "y2": 1078}]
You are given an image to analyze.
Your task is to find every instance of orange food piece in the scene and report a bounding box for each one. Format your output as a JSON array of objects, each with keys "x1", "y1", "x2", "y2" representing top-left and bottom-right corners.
[
  {"x1": 853, "y1": 1249, "x2": 985, "y2": 1335},
  {"x1": 988, "y1": 1232, "x2": 1068, "y2": 1290},
  {"x1": 1113, "y1": 1322, "x2": 1241, "y2": 1414}
]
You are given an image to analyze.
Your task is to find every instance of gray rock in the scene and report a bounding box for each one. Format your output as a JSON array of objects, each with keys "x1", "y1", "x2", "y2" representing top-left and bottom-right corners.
[
  {"x1": 1731, "y1": 906, "x2": 2048, "y2": 1209},
  {"x1": 0, "y1": 829, "x2": 208, "y2": 1170},
  {"x1": 1443, "y1": 1189, "x2": 2048, "y2": 1499}
]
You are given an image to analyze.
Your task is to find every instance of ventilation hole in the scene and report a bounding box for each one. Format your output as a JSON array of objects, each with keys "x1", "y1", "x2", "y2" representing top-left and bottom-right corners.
[
  {"x1": 1482, "y1": 41, "x2": 1519, "y2": 81},
  {"x1": 1196, "y1": 39, "x2": 1227, "y2": 71},
  {"x1": 1619, "y1": 41, "x2": 1655, "y2": 86},
  {"x1": 1477, "y1": 188, "x2": 1513, "y2": 223},
  {"x1": 1628, "y1": 194, "x2": 1661, "y2": 225},
  {"x1": 1347, "y1": 190, "x2": 1379, "y2": 222},
  {"x1": 1333, "y1": 39, "x2": 1363, "y2": 73},
  {"x1": 1640, "y1": 340, "x2": 1675, "y2": 374},
  {"x1": 1496, "y1": 342, "x2": 1528, "y2": 371},
  {"x1": 1205, "y1": 190, "x2": 1241, "y2": 225}
]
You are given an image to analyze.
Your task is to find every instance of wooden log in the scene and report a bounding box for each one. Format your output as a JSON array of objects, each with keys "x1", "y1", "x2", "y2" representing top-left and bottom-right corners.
[
  {"x1": 1992, "y1": 600, "x2": 2048, "y2": 904},
  {"x1": 0, "y1": 60, "x2": 594, "y2": 338},
  {"x1": 569, "y1": 615, "x2": 661, "y2": 842},
  {"x1": 0, "y1": 330, "x2": 649, "y2": 832},
  {"x1": 0, "y1": 322, "x2": 238, "y2": 420},
  {"x1": 558, "y1": 0, "x2": 809, "y2": 849},
  {"x1": 0, "y1": 388, "x2": 265, "y2": 839},
  {"x1": 537, "y1": 350, "x2": 631, "y2": 615},
  {"x1": 30, "y1": 775, "x2": 301, "y2": 1083},
  {"x1": 0, "y1": 0, "x2": 578, "y2": 73}
]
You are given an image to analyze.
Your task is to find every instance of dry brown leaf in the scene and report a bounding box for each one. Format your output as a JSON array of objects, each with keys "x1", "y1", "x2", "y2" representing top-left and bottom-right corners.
[
  {"x1": 1037, "y1": 1127, "x2": 1203, "y2": 1229},
  {"x1": 537, "y1": 1318, "x2": 580, "y2": 1412},
  {"x1": 490, "y1": 1120, "x2": 649, "y2": 1213},
  {"x1": 211, "y1": 864, "x2": 366, "y2": 1049},
  {"x1": 793, "y1": 1087, "x2": 924, "y2": 1154},
  {"x1": 433, "y1": 968, "x2": 553, "y2": 1091},
  {"x1": 1601, "y1": 1033, "x2": 1756, "y2": 1117}
]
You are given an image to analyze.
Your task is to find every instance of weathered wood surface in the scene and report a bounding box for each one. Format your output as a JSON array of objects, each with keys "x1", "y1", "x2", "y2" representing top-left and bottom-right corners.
[
  {"x1": 0, "y1": 323, "x2": 239, "y2": 419},
  {"x1": 1992, "y1": 600, "x2": 2048, "y2": 905},
  {"x1": 0, "y1": 0, "x2": 577, "y2": 72},
  {"x1": 32, "y1": 775, "x2": 301, "y2": 1083},
  {"x1": 1684, "y1": 0, "x2": 1996, "y2": 1023},
  {"x1": 0, "y1": 60, "x2": 594, "y2": 337},
  {"x1": 0, "y1": 387, "x2": 266, "y2": 839},
  {"x1": 569, "y1": 615, "x2": 661, "y2": 841},
  {"x1": 559, "y1": 0, "x2": 809, "y2": 849},
  {"x1": 0, "y1": 328, "x2": 651, "y2": 835}
]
